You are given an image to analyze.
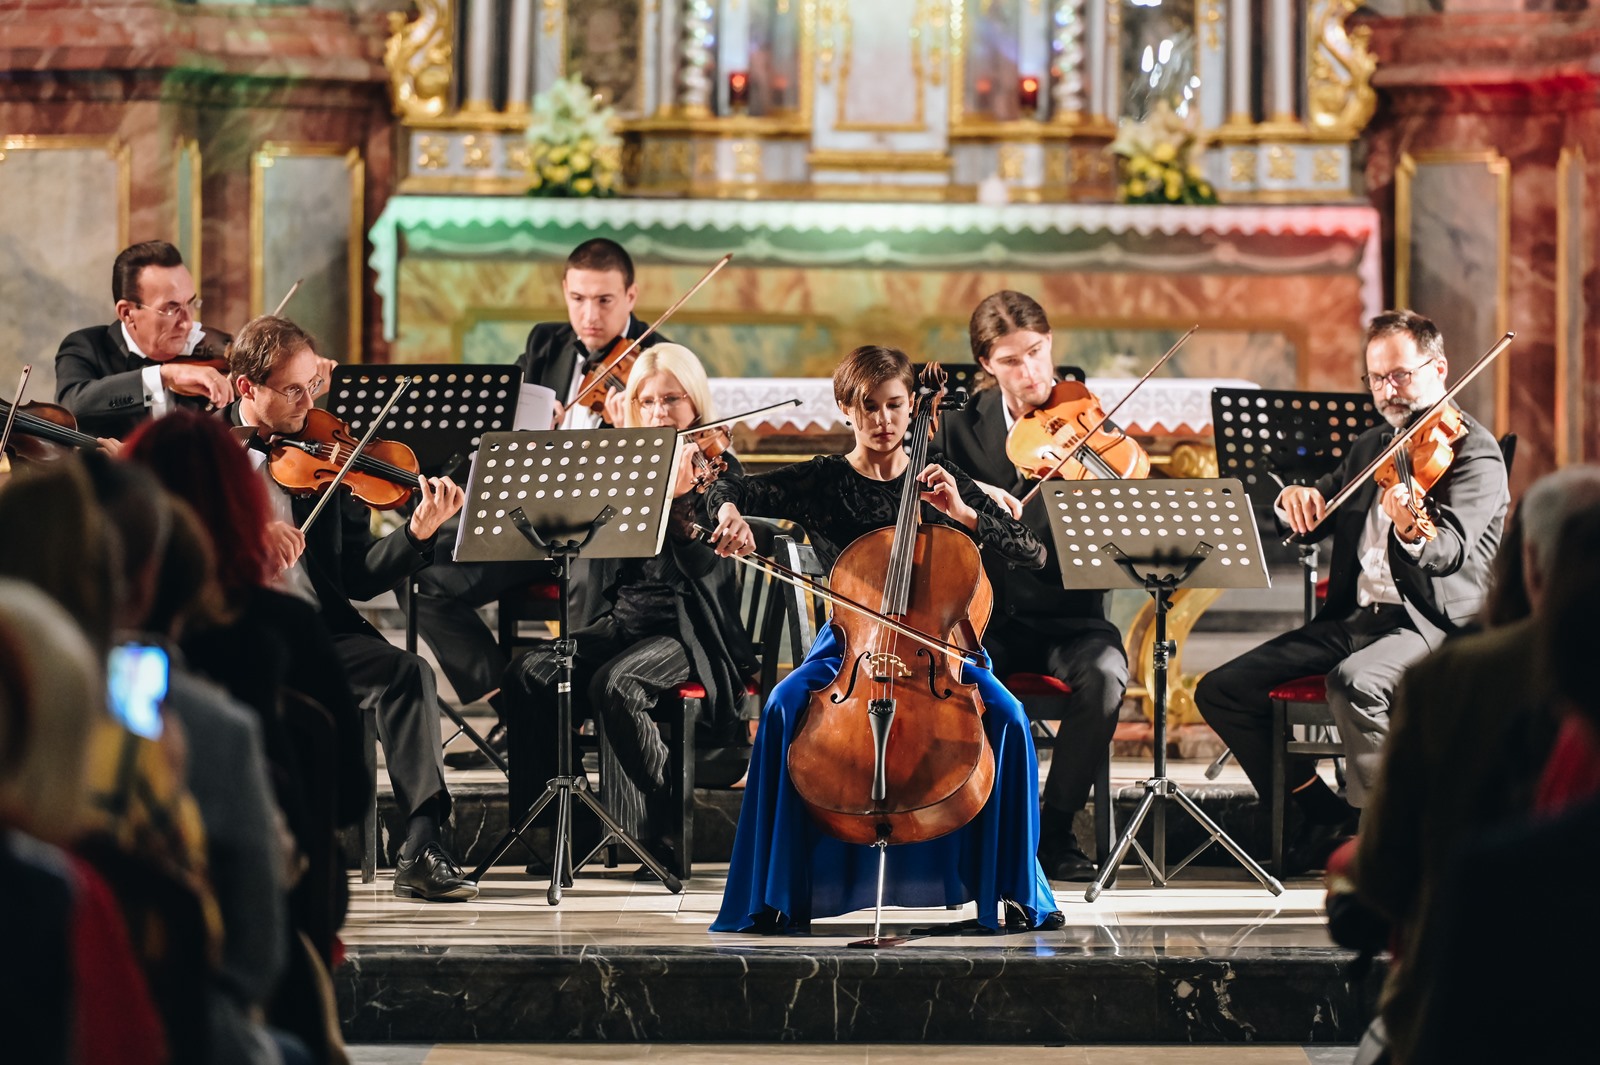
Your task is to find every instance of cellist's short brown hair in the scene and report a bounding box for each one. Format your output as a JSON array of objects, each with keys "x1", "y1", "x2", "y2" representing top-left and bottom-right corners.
[
  {"x1": 228, "y1": 315, "x2": 319, "y2": 385},
  {"x1": 833, "y1": 345, "x2": 915, "y2": 411}
]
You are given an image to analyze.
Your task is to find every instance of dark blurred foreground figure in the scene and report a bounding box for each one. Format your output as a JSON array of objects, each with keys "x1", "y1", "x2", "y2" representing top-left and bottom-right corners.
[{"x1": 1408, "y1": 504, "x2": 1600, "y2": 1065}]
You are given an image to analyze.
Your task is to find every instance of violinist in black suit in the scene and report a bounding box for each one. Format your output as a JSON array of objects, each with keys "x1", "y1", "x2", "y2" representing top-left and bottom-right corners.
[
  {"x1": 54, "y1": 240, "x2": 234, "y2": 439},
  {"x1": 415, "y1": 237, "x2": 672, "y2": 768},
  {"x1": 930, "y1": 291, "x2": 1130, "y2": 882},
  {"x1": 228, "y1": 314, "x2": 476, "y2": 902},
  {"x1": 1195, "y1": 309, "x2": 1509, "y2": 869}
]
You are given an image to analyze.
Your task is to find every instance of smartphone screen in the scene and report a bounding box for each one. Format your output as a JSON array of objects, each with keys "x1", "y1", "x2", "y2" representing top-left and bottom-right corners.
[{"x1": 107, "y1": 643, "x2": 168, "y2": 741}]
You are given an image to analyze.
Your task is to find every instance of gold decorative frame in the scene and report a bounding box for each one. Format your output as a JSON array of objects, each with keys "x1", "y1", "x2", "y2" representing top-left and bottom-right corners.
[
  {"x1": 0, "y1": 134, "x2": 130, "y2": 247},
  {"x1": 1557, "y1": 146, "x2": 1586, "y2": 466},
  {"x1": 249, "y1": 143, "x2": 365, "y2": 360},
  {"x1": 1395, "y1": 149, "x2": 1511, "y2": 435},
  {"x1": 174, "y1": 136, "x2": 202, "y2": 286}
]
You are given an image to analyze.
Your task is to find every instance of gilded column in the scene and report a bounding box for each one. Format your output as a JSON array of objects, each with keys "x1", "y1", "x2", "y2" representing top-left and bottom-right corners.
[
  {"x1": 1050, "y1": 0, "x2": 1086, "y2": 123},
  {"x1": 1266, "y1": 0, "x2": 1296, "y2": 124},
  {"x1": 677, "y1": 0, "x2": 716, "y2": 116},
  {"x1": 1226, "y1": 0, "x2": 1252, "y2": 126},
  {"x1": 506, "y1": 0, "x2": 535, "y2": 113},
  {"x1": 462, "y1": 0, "x2": 496, "y2": 112}
]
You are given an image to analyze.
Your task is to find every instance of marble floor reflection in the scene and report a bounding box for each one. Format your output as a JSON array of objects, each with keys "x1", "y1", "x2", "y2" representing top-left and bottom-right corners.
[
  {"x1": 344, "y1": 861, "x2": 1334, "y2": 954},
  {"x1": 347, "y1": 1043, "x2": 1359, "y2": 1063}
]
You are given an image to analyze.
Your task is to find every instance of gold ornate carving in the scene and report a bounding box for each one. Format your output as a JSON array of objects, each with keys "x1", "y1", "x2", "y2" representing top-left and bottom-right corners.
[
  {"x1": 1167, "y1": 443, "x2": 1219, "y2": 479},
  {"x1": 461, "y1": 134, "x2": 493, "y2": 170},
  {"x1": 384, "y1": 0, "x2": 453, "y2": 123},
  {"x1": 1126, "y1": 588, "x2": 1224, "y2": 726},
  {"x1": 998, "y1": 144, "x2": 1025, "y2": 181},
  {"x1": 732, "y1": 140, "x2": 763, "y2": 177},
  {"x1": 542, "y1": 0, "x2": 560, "y2": 36},
  {"x1": 807, "y1": 148, "x2": 951, "y2": 172},
  {"x1": 1200, "y1": 0, "x2": 1222, "y2": 52},
  {"x1": 1266, "y1": 145, "x2": 1295, "y2": 181},
  {"x1": 1306, "y1": 0, "x2": 1377, "y2": 140},
  {"x1": 415, "y1": 135, "x2": 449, "y2": 170},
  {"x1": 1312, "y1": 148, "x2": 1341, "y2": 185},
  {"x1": 1046, "y1": 148, "x2": 1068, "y2": 186},
  {"x1": 1229, "y1": 149, "x2": 1254, "y2": 185},
  {"x1": 506, "y1": 141, "x2": 532, "y2": 173}
]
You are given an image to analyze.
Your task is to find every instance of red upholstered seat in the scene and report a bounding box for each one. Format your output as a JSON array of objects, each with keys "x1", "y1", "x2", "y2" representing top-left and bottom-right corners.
[
  {"x1": 526, "y1": 581, "x2": 560, "y2": 601},
  {"x1": 1005, "y1": 672, "x2": 1074, "y2": 697},
  {"x1": 1268, "y1": 675, "x2": 1328, "y2": 702},
  {"x1": 1314, "y1": 578, "x2": 1329, "y2": 602},
  {"x1": 675, "y1": 682, "x2": 708, "y2": 700}
]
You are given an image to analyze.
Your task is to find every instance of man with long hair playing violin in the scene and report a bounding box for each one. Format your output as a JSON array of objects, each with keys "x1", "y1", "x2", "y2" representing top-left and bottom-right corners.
[
  {"x1": 929, "y1": 291, "x2": 1130, "y2": 882},
  {"x1": 226, "y1": 315, "x2": 477, "y2": 901},
  {"x1": 1195, "y1": 310, "x2": 1508, "y2": 873},
  {"x1": 708, "y1": 344, "x2": 1064, "y2": 934}
]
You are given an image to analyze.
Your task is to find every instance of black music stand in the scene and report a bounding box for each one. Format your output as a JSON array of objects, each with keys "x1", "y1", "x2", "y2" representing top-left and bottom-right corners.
[
  {"x1": 329, "y1": 364, "x2": 526, "y2": 771},
  {"x1": 1205, "y1": 388, "x2": 1380, "y2": 778},
  {"x1": 456, "y1": 428, "x2": 684, "y2": 903},
  {"x1": 1041, "y1": 478, "x2": 1283, "y2": 902}
]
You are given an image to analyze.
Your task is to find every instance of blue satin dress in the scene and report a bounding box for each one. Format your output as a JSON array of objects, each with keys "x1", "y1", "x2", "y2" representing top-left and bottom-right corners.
[{"x1": 712, "y1": 623, "x2": 1058, "y2": 933}]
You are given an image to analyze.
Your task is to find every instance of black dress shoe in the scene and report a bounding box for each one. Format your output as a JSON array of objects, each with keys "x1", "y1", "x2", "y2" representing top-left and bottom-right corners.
[
  {"x1": 1038, "y1": 824, "x2": 1098, "y2": 882},
  {"x1": 1283, "y1": 816, "x2": 1358, "y2": 878},
  {"x1": 1002, "y1": 899, "x2": 1067, "y2": 932},
  {"x1": 444, "y1": 722, "x2": 507, "y2": 770},
  {"x1": 393, "y1": 843, "x2": 479, "y2": 901}
]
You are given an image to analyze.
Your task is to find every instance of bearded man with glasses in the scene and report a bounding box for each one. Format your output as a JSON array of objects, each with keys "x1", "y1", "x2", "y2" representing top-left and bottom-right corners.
[{"x1": 1194, "y1": 309, "x2": 1509, "y2": 874}]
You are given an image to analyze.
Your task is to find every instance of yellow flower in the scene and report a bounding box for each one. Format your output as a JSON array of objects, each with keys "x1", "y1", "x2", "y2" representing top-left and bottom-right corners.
[
  {"x1": 578, "y1": 136, "x2": 594, "y2": 152},
  {"x1": 546, "y1": 164, "x2": 571, "y2": 184},
  {"x1": 573, "y1": 177, "x2": 594, "y2": 195},
  {"x1": 1153, "y1": 141, "x2": 1177, "y2": 164},
  {"x1": 596, "y1": 170, "x2": 616, "y2": 190},
  {"x1": 548, "y1": 144, "x2": 569, "y2": 165},
  {"x1": 528, "y1": 171, "x2": 543, "y2": 189},
  {"x1": 1129, "y1": 178, "x2": 1147, "y2": 197},
  {"x1": 1164, "y1": 171, "x2": 1182, "y2": 200},
  {"x1": 570, "y1": 151, "x2": 592, "y2": 172}
]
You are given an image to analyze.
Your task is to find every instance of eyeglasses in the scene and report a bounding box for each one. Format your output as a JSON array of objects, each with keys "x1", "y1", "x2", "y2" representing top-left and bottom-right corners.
[
  {"x1": 1361, "y1": 361, "x2": 1434, "y2": 392},
  {"x1": 256, "y1": 377, "x2": 323, "y2": 403},
  {"x1": 132, "y1": 297, "x2": 203, "y2": 320},
  {"x1": 632, "y1": 393, "x2": 690, "y2": 413}
]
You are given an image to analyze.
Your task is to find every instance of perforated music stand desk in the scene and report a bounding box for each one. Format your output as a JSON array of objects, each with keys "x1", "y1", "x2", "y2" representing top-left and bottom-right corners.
[
  {"x1": 1040, "y1": 478, "x2": 1282, "y2": 901},
  {"x1": 328, "y1": 364, "x2": 522, "y2": 477},
  {"x1": 455, "y1": 427, "x2": 686, "y2": 905}
]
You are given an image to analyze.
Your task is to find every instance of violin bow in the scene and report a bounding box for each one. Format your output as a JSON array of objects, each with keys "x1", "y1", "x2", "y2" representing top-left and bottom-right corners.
[
  {"x1": 271, "y1": 279, "x2": 303, "y2": 318},
  {"x1": 676, "y1": 398, "x2": 802, "y2": 437},
  {"x1": 1015, "y1": 324, "x2": 1198, "y2": 507},
  {"x1": 688, "y1": 524, "x2": 983, "y2": 668},
  {"x1": 570, "y1": 252, "x2": 734, "y2": 411},
  {"x1": 1289, "y1": 330, "x2": 1516, "y2": 543},
  {"x1": 297, "y1": 378, "x2": 410, "y2": 536},
  {"x1": 0, "y1": 366, "x2": 32, "y2": 463}
]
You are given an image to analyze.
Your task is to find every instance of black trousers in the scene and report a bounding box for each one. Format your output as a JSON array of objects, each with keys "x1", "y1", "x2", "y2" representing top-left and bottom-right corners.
[
  {"x1": 1193, "y1": 604, "x2": 1430, "y2": 809},
  {"x1": 332, "y1": 634, "x2": 448, "y2": 820},
  {"x1": 984, "y1": 622, "x2": 1129, "y2": 818},
  {"x1": 503, "y1": 618, "x2": 691, "y2": 842}
]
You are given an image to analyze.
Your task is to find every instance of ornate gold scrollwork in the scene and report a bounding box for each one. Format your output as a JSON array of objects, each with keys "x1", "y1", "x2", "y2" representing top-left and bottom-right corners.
[
  {"x1": 1306, "y1": 0, "x2": 1377, "y2": 140},
  {"x1": 384, "y1": 0, "x2": 453, "y2": 123}
]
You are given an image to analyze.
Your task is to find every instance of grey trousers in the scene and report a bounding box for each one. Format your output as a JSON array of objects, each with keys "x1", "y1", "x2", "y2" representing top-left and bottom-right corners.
[{"x1": 1194, "y1": 604, "x2": 1431, "y2": 808}]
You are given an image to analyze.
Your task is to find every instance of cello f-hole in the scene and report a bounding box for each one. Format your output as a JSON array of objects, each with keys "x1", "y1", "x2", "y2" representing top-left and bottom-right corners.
[
  {"x1": 917, "y1": 648, "x2": 954, "y2": 699},
  {"x1": 830, "y1": 652, "x2": 870, "y2": 704}
]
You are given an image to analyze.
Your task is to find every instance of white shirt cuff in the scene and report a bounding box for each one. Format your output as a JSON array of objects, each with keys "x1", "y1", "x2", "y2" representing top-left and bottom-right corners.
[
  {"x1": 1395, "y1": 528, "x2": 1428, "y2": 557},
  {"x1": 141, "y1": 363, "x2": 171, "y2": 417}
]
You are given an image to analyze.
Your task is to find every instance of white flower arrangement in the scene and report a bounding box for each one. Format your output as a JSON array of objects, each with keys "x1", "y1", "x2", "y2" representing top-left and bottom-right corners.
[
  {"x1": 526, "y1": 75, "x2": 622, "y2": 198},
  {"x1": 1107, "y1": 100, "x2": 1217, "y2": 205}
]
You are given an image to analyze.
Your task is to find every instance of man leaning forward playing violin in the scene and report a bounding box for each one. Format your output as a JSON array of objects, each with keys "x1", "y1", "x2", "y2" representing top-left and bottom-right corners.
[
  {"x1": 227, "y1": 315, "x2": 478, "y2": 902},
  {"x1": 929, "y1": 291, "x2": 1131, "y2": 882},
  {"x1": 1195, "y1": 310, "x2": 1508, "y2": 874}
]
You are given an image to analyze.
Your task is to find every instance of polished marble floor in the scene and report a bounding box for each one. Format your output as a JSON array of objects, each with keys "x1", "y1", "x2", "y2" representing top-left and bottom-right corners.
[{"x1": 348, "y1": 1043, "x2": 1358, "y2": 1063}]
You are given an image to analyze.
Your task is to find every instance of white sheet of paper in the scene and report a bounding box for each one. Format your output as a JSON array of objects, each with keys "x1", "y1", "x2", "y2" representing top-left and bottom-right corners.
[{"x1": 513, "y1": 383, "x2": 558, "y2": 431}]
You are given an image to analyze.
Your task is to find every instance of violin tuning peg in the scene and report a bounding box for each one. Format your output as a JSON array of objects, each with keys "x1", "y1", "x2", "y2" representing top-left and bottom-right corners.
[{"x1": 940, "y1": 388, "x2": 972, "y2": 411}]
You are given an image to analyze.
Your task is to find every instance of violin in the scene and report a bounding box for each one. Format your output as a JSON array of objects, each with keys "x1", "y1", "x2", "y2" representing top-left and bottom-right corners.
[
  {"x1": 1006, "y1": 378, "x2": 1151, "y2": 481},
  {"x1": 157, "y1": 325, "x2": 232, "y2": 374},
  {"x1": 0, "y1": 398, "x2": 104, "y2": 462},
  {"x1": 684, "y1": 425, "x2": 731, "y2": 492},
  {"x1": 265, "y1": 407, "x2": 420, "y2": 511},
  {"x1": 570, "y1": 334, "x2": 639, "y2": 417},
  {"x1": 1373, "y1": 404, "x2": 1466, "y2": 542},
  {"x1": 788, "y1": 363, "x2": 996, "y2": 848}
]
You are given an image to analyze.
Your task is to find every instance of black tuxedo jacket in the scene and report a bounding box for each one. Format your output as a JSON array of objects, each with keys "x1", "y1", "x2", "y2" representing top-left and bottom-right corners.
[
  {"x1": 54, "y1": 323, "x2": 212, "y2": 439},
  {"x1": 515, "y1": 313, "x2": 670, "y2": 399},
  {"x1": 931, "y1": 386, "x2": 1116, "y2": 636},
  {"x1": 1301, "y1": 412, "x2": 1507, "y2": 646}
]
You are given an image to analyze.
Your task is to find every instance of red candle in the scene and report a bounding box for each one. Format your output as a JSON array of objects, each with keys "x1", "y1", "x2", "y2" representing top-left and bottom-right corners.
[
  {"x1": 1019, "y1": 75, "x2": 1040, "y2": 112},
  {"x1": 729, "y1": 71, "x2": 749, "y2": 109}
]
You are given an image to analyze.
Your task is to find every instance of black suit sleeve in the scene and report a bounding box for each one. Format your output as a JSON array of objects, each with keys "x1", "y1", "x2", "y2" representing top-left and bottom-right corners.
[
  {"x1": 54, "y1": 327, "x2": 147, "y2": 427},
  {"x1": 337, "y1": 495, "x2": 435, "y2": 602}
]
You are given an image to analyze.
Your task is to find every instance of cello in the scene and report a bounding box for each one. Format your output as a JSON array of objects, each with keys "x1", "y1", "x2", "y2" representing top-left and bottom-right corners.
[{"x1": 786, "y1": 363, "x2": 996, "y2": 851}]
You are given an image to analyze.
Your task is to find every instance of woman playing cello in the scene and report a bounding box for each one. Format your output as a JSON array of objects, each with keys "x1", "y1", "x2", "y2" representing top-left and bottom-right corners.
[{"x1": 708, "y1": 344, "x2": 1064, "y2": 933}]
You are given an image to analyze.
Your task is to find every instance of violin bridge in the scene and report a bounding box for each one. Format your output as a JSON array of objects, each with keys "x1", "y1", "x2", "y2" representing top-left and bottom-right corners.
[{"x1": 866, "y1": 652, "x2": 911, "y2": 682}]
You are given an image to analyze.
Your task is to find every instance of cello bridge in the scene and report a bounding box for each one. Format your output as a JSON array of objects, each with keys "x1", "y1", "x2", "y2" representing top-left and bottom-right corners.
[{"x1": 867, "y1": 653, "x2": 911, "y2": 681}]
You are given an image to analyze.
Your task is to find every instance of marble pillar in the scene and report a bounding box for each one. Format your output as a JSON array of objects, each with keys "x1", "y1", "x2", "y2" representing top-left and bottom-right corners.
[
  {"x1": 462, "y1": 0, "x2": 496, "y2": 111},
  {"x1": 505, "y1": 0, "x2": 535, "y2": 113},
  {"x1": 1227, "y1": 0, "x2": 1252, "y2": 125},
  {"x1": 1265, "y1": 0, "x2": 1296, "y2": 123}
]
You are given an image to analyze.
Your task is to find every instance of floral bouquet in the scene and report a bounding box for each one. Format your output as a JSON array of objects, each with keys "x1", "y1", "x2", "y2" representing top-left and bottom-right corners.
[
  {"x1": 1108, "y1": 100, "x2": 1217, "y2": 205},
  {"x1": 526, "y1": 75, "x2": 622, "y2": 197}
]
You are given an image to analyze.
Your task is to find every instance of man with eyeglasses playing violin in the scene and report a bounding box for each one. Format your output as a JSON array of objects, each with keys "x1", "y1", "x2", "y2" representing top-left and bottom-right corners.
[{"x1": 1195, "y1": 309, "x2": 1508, "y2": 874}]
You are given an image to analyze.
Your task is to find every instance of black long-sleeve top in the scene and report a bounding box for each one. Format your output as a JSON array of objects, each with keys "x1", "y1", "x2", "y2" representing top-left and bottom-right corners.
[{"x1": 704, "y1": 453, "x2": 1047, "y2": 572}]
